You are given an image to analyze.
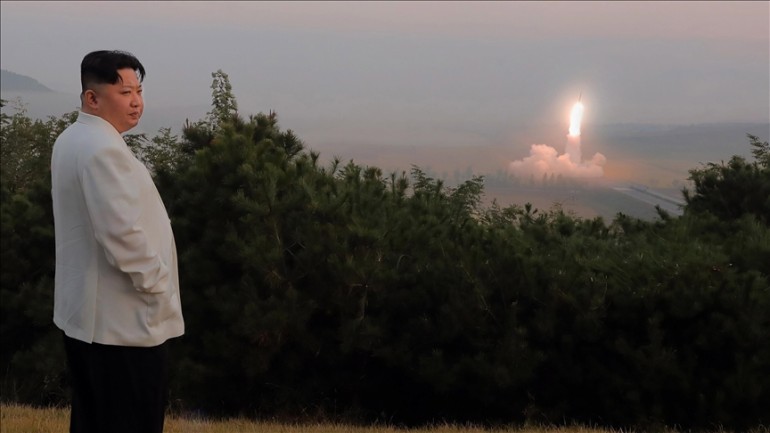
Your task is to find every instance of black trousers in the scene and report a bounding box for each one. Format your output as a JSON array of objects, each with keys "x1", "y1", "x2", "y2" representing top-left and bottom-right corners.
[{"x1": 63, "y1": 333, "x2": 170, "y2": 433}]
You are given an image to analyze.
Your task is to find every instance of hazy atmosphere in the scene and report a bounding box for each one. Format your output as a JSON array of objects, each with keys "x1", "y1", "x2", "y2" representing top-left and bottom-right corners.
[
  {"x1": 2, "y1": 1, "x2": 769, "y2": 215},
  {"x1": 2, "y1": 4, "x2": 770, "y2": 428}
]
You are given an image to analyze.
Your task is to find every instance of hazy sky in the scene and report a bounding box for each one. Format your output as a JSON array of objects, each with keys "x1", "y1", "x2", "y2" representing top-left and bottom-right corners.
[{"x1": 1, "y1": 1, "x2": 768, "y2": 149}]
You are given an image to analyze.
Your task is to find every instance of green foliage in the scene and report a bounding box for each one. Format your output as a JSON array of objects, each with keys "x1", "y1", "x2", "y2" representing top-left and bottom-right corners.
[
  {"x1": 0, "y1": 99, "x2": 77, "y2": 194},
  {"x1": 125, "y1": 127, "x2": 186, "y2": 176},
  {"x1": 207, "y1": 69, "x2": 238, "y2": 131},
  {"x1": 683, "y1": 134, "x2": 770, "y2": 225},
  {"x1": 749, "y1": 133, "x2": 770, "y2": 167},
  {"x1": 0, "y1": 101, "x2": 72, "y2": 403},
  {"x1": 1, "y1": 83, "x2": 768, "y2": 431}
]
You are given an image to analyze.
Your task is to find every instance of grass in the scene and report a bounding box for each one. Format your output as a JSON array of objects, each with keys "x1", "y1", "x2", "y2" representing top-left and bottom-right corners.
[
  {"x1": 2, "y1": 403, "x2": 767, "y2": 433},
  {"x1": 0, "y1": 403, "x2": 612, "y2": 433}
]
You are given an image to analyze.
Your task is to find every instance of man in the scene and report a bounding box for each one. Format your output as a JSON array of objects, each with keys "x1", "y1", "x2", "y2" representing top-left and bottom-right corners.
[{"x1": 51, "y1": 50, "x2": 184, "y2": 433}]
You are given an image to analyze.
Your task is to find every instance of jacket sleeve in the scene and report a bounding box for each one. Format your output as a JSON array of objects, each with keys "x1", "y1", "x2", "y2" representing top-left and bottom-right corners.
[{"x1": 80, "y1": 146, "x2": 169, "y2": 293}]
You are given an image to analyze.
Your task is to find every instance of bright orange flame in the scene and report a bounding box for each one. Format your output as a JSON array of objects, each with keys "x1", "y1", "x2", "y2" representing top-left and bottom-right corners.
[{"x1": 568, "y1": 101, "x2": 584, "y2": 136}]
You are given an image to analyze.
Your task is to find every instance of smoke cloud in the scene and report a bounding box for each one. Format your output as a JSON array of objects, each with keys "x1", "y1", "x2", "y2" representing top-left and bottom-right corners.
[{"x1": 508, "y1": 142, "x2": 606, "y2": 178}]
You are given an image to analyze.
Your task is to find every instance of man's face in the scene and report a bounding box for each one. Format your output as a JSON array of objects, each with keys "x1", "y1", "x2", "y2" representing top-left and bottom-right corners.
[{"x1": 88, "y1": 68, "x2": 144, "y2": 133}]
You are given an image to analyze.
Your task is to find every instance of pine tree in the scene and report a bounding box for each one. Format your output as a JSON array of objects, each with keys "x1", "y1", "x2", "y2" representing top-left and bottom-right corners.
[
  {"x1": 683, "y1": 134, "x2": 770, "y2": 225},
  {"x1": 208, "y1": 69, "x2": 238, "y2": 130}
]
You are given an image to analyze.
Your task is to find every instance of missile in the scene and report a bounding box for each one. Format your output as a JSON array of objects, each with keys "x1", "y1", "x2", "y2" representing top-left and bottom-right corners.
[{"x1": 579, "y1": 91, "x2": 582, "y2": 102}]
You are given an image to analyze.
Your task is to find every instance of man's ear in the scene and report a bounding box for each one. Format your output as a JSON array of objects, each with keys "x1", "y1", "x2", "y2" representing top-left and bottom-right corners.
[{"x1": 82, "y1": 89, "x2": 99, "y2": 110}]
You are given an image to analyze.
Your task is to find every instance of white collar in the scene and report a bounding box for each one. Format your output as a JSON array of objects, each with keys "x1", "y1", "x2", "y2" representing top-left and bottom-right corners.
[{"x1": 77, "y1": 111, "x2": 122, "y2": 135}]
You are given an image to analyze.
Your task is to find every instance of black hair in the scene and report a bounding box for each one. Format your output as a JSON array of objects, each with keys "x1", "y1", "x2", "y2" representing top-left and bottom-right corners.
[{"x1": 80, "y1": 50, "x2": 145, "y2": 94}]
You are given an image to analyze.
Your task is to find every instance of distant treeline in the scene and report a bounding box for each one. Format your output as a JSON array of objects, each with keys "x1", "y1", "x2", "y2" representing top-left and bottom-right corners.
[{"x1": 1, "y1": 73, "x2": 769, "y2": 430}]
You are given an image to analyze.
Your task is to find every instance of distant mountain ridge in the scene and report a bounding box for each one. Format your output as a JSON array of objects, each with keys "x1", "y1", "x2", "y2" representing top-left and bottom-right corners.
[{"x1": 1, "y1": 69, "x2": 52, "y2": 92}]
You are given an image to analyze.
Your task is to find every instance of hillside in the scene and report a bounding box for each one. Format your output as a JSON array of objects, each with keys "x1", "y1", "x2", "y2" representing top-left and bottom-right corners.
[{"x1": 0, "y1": 69, "x2": 52, "y2": 92}]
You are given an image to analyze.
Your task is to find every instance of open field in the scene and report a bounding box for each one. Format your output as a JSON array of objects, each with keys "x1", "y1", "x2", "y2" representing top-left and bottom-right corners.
[{"x1": 2, "y1": 404, "x2": 767, "y2": 433}]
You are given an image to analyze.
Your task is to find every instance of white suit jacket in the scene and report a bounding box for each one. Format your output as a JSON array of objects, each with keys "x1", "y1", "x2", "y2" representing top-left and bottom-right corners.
[{"x1": 51, "y1": 111, "x2": 184, "y2": 347}]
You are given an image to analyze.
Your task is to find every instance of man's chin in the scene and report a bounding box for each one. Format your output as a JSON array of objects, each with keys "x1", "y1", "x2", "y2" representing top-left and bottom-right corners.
[{"x1": 119, "y1": 123, "x2": 141, "y2": 134}]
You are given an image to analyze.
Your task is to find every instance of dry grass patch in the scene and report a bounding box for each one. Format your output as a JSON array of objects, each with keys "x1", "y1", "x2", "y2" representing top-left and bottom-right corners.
[
  {"x1": 0, "y1": 404, "x2": 604, "y2": 433},
  {"x1": 2, "y1": 403, "x2": 765, "y2": 433}
]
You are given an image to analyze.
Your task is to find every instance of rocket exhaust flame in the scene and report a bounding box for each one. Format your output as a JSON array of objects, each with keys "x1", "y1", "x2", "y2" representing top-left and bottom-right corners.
[{"x1": 568, "y1": 101, "x2": 584, "y2": 137}]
